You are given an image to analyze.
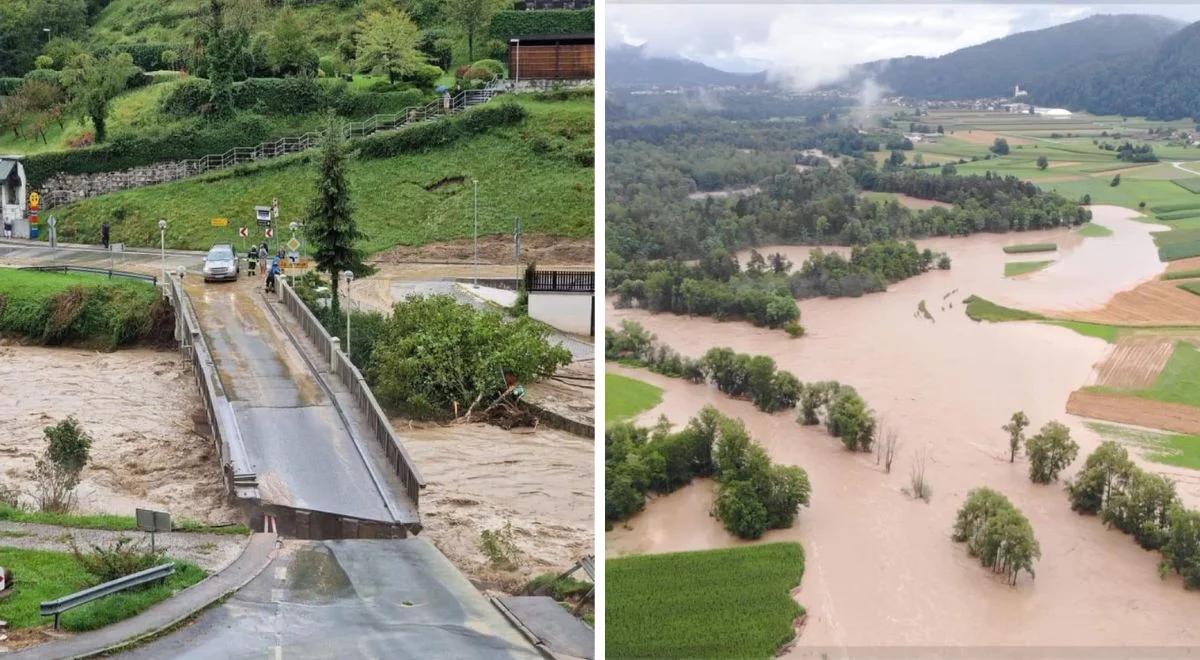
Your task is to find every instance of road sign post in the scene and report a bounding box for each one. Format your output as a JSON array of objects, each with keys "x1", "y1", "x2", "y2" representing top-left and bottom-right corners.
[{"x1": 136, "y1": 508, "x2": 171, "y2": 554}]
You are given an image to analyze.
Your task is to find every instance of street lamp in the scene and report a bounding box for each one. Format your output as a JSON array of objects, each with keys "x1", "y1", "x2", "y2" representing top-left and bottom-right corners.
[
  {"x1": 342, "y1": 270, "x2": 354, "y2": 359},
  {"x1": 157, "y1": 218, "x2": 167, "y2": 282},
  {"x1": 472, "y1": 179, "x2": 479, "y2": 288}
]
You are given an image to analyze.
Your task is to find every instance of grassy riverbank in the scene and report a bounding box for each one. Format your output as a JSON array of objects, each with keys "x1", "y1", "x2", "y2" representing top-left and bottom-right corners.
[
  {"x1": 605, "y1": 372, "x2": 664, "y2": 426},
  {"x1": 0, "y1": 269, "x2": 172, "y2": 350},
  {"x1": 0, "y1": 546, "x2": 205, "y2": 632}
]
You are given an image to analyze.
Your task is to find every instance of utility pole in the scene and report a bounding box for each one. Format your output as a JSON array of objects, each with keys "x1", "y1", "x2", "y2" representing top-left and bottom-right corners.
[
  {"x1": 157, "y1": 218, "x2": 167, "y2": 283},
  {"x1": 514, "y1": 217, "x2": 521, "y2": 260},
  {"x1": 343, "y1": 270, "x2": 354, "y2": 359},
  {"x1": 473, "y1": 179, "x2": 479, "y2": 288}
]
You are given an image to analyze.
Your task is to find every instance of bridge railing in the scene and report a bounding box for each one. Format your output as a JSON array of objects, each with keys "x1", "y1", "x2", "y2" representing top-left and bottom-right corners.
[
  {"x1": 167, "y1": 277, "x2": 258, "y2": 498},
  {"x1": 277, "y1": 278, "x2": 425, "y2": 507},
  {"x1": 19, "y1": 264, "x2": 157, "y2": 285}
]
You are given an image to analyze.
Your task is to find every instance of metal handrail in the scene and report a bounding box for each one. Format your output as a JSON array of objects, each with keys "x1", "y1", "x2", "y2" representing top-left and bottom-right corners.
[
  {"x1": 277, "y1": 278, "x2": 425, "y2": 508},
  {"x1": 41, "y1": 77, "x2": 509, "y2": 208},
  {"x1": 19, "y1": 264, "x2": 158, "y2": 285},
  {"x1": 41, "y1": 563, "x2": 176, "y2": 629}
]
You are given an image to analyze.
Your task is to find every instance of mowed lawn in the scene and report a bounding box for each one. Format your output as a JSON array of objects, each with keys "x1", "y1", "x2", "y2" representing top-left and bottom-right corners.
[
  {"x1": 0, "y1": 546, "x2": 205, "y2": 632},
  {"x1": 607, "y1": 543, "x2": 806, "y2": 659},
  {"x1": 606, "y1": 373, "x2": 664, "y2": 426}
]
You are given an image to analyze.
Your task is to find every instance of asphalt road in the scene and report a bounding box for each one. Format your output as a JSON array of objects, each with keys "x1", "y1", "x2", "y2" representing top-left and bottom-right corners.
[
  {"x1": 119, "y1": 538, "x2": 541, "y2": 659},
  {"x1": 186, "y1": 276, "x2": 410, "y2": 524}
]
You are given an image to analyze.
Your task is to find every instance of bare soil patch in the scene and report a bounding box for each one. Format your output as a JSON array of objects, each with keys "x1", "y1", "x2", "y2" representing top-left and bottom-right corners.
[
  {"x1": 859, "y1": 192, "x2": 953, "y2": 210},
  {"x1": 955, "y1": 129, "x2": 1034, "y2": 146},
  {"x1": 1094, "y1": 337, "x2": 1176, "y2": 389},
  {"x1": 1047, "y1": 160, "x2": 1082, "y2": 169},
  {"x1": 1068, "y1": 389, "x2": 1200, "y2": 436},
  {"x1": 372, "y1": 235, "x2": 593, "y2": 266},
  {"x1": 1060, "y1": 260, "x2": 1200, "y2": 326}
]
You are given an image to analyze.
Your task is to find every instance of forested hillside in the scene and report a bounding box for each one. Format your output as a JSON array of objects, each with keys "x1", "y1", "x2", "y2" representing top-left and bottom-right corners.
[
  {"x1": 606, "y1": 44, "x2": 765, "y2": 88},
  {"x1": 1031, "y1": 20, "x2": 1200, "y2": 121},
  {"x1": 840, "y1": 14, "x2": 1181, "y2": 102}
]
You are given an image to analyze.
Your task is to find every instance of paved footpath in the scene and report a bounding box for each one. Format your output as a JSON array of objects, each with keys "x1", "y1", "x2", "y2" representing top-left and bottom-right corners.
[
  {"x1": 0, "y1": 522, "x2": 246, "y2": 572},
  {"x1": 7, "y1": 533, "x2": 278, "y2": 659}
]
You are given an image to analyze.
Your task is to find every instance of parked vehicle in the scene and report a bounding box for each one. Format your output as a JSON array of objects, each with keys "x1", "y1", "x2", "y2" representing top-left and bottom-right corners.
[{"x1": 202, "y1": 244, "x2": 240, "y2": 282}]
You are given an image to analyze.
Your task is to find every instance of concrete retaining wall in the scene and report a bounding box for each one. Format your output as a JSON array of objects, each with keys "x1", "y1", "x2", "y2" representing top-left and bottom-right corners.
[{"x1": 528, "y1": 292, "x2": 593, "y2": 335}]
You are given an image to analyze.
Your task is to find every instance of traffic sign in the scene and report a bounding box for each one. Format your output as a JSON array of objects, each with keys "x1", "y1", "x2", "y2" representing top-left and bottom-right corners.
[
  {"x1": 286, "y1": 237, "x2": 300, "y2": 252},
  {"x1": 238, "y1": 226, "x2": 248, "y2": 238},
  {"x1": 265, "y1": 228, "x2": 274, "y2": 238},
  {"x1": 255, "y1": 206, "x2": 272, "y2": 227},
  {"x1": 211, "y1": 217, "x2": 229, "y2": 227}
]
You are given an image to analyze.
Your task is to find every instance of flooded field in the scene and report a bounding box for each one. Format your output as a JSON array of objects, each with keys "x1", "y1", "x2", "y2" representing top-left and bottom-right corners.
[
  {"x1": 0, "y1": 345, "x2": 235, "y2": 523},
  {"x1": 396, "y1": 421, "x2": 593, "y2": 593},
  {"x1": 609, "y1": 206, "x2": 1200, "y2": 648}
]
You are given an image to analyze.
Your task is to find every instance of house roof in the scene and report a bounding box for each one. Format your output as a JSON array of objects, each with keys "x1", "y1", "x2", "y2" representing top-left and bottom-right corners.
[{"x1": 0, "y1": 159, "x2": 18, "y2": 181}]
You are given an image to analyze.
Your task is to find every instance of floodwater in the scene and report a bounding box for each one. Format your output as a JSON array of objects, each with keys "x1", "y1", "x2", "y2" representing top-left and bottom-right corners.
[
  {"x1": 609, "y1": 206, "x2": 1200, "y2": 649},
  {"x1": 0, "y1": 345, "x2": 236, "y2": 523},
  {"x1": 397, "y1": 421, "x2": 594, "y2": 592}
]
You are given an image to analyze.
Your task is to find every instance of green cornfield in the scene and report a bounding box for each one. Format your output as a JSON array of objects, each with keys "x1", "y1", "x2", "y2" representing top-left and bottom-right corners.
[{"x1": 607, "y1": 543, "x2": 806, "y2": 659}]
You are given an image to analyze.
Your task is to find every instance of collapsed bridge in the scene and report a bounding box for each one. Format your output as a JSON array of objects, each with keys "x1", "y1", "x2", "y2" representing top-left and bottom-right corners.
[{"x1": 168, "y1": 274, "x2": 423, "y2": 539}]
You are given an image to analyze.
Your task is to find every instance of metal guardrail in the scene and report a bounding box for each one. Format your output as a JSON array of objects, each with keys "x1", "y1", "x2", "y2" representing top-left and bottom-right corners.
[
  {"x1": 525, "y1": 269, "x2": 594, "y2": 293},
  {"x1": 19, "y1": 264, "x2": 158, "y2": 285},
  {"x1": 41, "y1": 563, "x2": 175, "y2": 629},
  {"x1": 42, "y1": 79, "x2": 508, "y2": 209},
  {"x1": 278, "y1": 278, "x2": 425, "y2": 509}
]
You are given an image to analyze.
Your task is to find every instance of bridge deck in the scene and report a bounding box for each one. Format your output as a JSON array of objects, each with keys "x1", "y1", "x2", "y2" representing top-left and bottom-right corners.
[{"x1": 186, "y1": 277, "x2": 415, "y2": 526}]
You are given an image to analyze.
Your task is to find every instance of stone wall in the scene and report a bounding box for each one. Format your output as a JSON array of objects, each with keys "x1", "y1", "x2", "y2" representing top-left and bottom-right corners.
[{"x1": 42, "y1": 161, "x2": 198, "y2": 208}]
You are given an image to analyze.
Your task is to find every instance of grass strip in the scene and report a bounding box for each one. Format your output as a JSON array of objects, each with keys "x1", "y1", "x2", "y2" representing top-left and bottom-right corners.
[
  {"x1": 963, "y1": 295, "x2": 1047, "y2": 322},
  {"x1": 0, "y1": 505, "x2": 250, "y2": 536},
  {"x1": 606, "y1": 372, "x2": 664, "y2": 426},
  {"x1": 1077, "y1": 223, "x2": 1113, "y2": 237},
  {"x1": 1002, "y1": 242, "x2": 1057, "y2": 254},
  {"x1": 1004, "y1": 260, "x2": 1053, "y2": 277}
]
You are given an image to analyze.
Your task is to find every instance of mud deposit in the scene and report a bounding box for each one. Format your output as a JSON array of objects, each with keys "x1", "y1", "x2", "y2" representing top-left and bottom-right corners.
[
  {"x1": 0, "y1": 345, "x2": 236, "y2": 523},
  {"x1": 395, "y1": 421, "x2": 593, "y2": 593},
  {"x1": 609, "y1": 206, "x2": 1200, "y2": 649},
  {"x1": 371, "y1": 235, "x2": 593, "y2": 266}
]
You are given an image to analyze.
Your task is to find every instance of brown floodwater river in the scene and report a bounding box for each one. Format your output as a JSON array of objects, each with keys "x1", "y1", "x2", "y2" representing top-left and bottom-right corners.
[{"x1": 608, "y1": 206, "x2": 1200, "y2": 649}]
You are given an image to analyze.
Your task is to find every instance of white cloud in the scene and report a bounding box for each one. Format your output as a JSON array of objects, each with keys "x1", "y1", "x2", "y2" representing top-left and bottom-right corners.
[{"x1": 607, "y1": 3, "x2": 1200, "y2": 90}]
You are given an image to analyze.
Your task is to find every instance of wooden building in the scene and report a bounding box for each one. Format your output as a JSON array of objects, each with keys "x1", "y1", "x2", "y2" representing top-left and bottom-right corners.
[{"x1": 507, "y1": 34, "x2": 594, "y2": 81}]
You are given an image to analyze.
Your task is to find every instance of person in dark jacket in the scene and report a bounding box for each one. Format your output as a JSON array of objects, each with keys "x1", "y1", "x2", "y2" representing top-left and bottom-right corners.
[{"x1": 101, "y1": 223, "x2": 110, "y2": 249}]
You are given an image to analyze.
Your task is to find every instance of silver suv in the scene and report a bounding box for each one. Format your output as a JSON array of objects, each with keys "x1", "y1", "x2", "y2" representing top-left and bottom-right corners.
[{"x1": 202, "y1": 243, "x2": 239, "y2": 282}]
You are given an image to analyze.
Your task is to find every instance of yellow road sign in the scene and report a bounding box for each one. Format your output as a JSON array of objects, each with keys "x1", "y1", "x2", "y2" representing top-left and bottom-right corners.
[
  {"x1": 211, "y1": 217, "x2": 229, "y2": 227},
  {"x1": 286, "y1": 237, "x2": 301, "y2": 252}
]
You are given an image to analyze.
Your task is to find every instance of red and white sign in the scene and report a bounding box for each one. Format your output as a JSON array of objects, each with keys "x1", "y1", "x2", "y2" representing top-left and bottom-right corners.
[
  {"x1": 238, "y1": 226, "x2": 248, "y2": 238},
  {"x1": 264, "y1": 228, "x2": 274, "y2": 238}
]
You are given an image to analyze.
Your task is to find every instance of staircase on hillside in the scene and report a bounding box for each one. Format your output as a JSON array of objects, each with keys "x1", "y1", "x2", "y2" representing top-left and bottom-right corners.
[{"x1": 40, "y1": 79, "x2": 509, "y2": 208}]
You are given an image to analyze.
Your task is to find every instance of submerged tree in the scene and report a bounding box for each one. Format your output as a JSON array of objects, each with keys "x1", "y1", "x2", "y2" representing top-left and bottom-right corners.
[
  {"x1": 1002, "y1": 411, "x2": 1029, "y2": 463},
  {"x1": 307, "y1": 115, "x2": 364, "y2": 312},
  {"x1": 1025, "y1": 421, "x2": 1078, "y2": 484}
]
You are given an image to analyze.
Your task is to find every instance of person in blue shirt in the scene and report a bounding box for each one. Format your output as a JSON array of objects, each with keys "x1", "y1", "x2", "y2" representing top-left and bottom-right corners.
[{"x1": 265, "y1": 257, "x2": 282, "y2": 293}]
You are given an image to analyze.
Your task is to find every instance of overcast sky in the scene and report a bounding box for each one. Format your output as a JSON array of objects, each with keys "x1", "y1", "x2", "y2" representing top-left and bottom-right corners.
[{"x1": 607, "y1": 3, "x2": 1200, "y2": 89}]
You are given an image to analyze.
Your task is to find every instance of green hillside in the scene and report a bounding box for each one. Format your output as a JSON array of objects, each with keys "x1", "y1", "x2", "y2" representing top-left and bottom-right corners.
[{"x1": 50, "y1": 94, "x2": 593, "y2": 254}]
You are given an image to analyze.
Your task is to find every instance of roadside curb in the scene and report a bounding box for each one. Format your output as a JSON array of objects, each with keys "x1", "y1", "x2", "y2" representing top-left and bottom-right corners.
[{"x1": 6, "y1": 532, "x2": 278, "y2": 659}]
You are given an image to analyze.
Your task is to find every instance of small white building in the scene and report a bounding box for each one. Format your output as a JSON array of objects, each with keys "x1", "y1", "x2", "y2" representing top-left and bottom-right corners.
[{"x1": 1, "y1": 157, "x2": 28, "y2": 236}]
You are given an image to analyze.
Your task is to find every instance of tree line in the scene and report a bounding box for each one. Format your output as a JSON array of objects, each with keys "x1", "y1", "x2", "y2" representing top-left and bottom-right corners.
[
  {"x1": 1067, "y1": 441, "x2": 1200, "y2": 588},
  {"x1": 605, "y1": 407, "x2": 811, "y2": 540}
]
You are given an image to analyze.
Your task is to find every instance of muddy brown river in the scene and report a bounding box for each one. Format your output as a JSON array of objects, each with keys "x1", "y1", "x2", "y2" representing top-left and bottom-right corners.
[
  {"x1": 0, "y1": 345, "x2": 236, "y2": 524},
  {"x1": 609, "y1": 206, "x2": 1200, "y2": 649}
]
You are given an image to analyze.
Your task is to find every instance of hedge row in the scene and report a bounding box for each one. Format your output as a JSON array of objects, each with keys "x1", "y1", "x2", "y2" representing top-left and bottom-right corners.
[
  {"x1": 0, "y1": 77, "x2": 22, "y2": 95},
  {"x1": 161, "y1": 77, "x2": 429, "y2": 119},
  {"x1": 23, "y1": 115, "x2": 277, "y2": 186},
  {"x1": 490, "y1": 8, "x2": 594, "y2": 39},
  {"x1": 95, "y1": 43, "x2": 189, "y2": 72},
  {"x1": 356, "y1": 102, "x2": 527, "y2": 159}
]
